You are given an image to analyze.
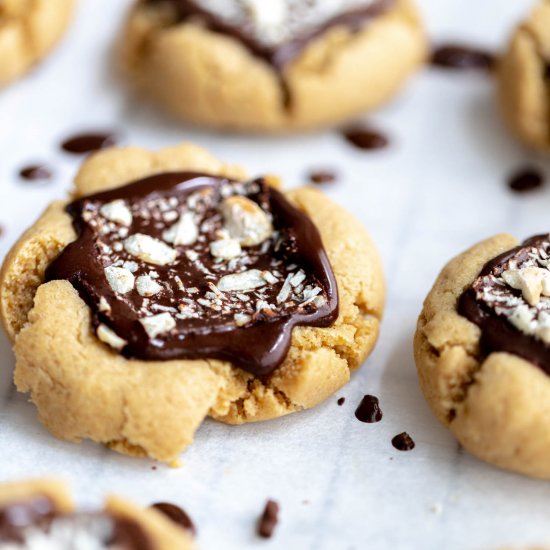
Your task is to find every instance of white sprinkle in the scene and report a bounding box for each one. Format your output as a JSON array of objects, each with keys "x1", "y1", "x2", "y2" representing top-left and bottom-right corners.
[
  {"x1": 122, "y1": 260, "x2": 139, "y2": 273},
  {"x1": 100, "y1": 199, "x2": 133, "y2": 227},
  {"x1": 234, "y1": 313, "x2": 252, "y2": 327},
  {"x1": 290, "y1": 270, "x2": 306, "y2": 287},
  {"x1": 217, "y1": 269, "x2": 267, "y2": 292},
  {"x1": 124, "y1": 234, "x2": 177, "y2": 266},
  {"x1": 140, "y1": 313, "x2": 175, "y2": 339},
  {"x1": 163, "y1": 212, "x2": 198, "y2": 246},
  {"x1": 98, "y1": 296, "x2": 110, "y2": 313},
  {"x1": 276, "y1": 273, "x2": 293, "y2": 304},
  {"x1": 262, "y1": 271, "x2": 278, "y2": 285},
  {"x1": 97, "y1": 324, "x2": 127, "y2": 350},
  {"x1": 210, "y1": 238, "x2": 242, "y2": 260},
  {"x1": 136, "y1": 274, "x2": 162, "y2": 297},
  {"x1": 104, "y1": 266, "x2": 135, "y2": 294}
]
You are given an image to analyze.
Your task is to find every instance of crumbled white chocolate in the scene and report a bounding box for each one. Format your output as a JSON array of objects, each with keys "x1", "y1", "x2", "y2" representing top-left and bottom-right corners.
[
  {"x1": 163, "y1": 212, "x2": 198, "y2": 246},
  {"x1": 210, "y1": 238, "x2": 242, "y2": 260},
  {"x1": 136, "y1": 274, "x2": 163, "y2": 297},
  {"x1": 124, "y1": 234, "x2": 177, "y2": 266},
  {"x1": 217, "y1": 269, "x2": 267, "y2": 292},
  {"x1": 501, "y1": 266, "x2": 550, "y2": 306},
  {"x1": 140, "y1": 312, "x2": 176, "y2": 338},
  {"x1": 221, "y1": 196, "x2": 273, "y2": 246},
  {"x1": 97, "y1": 324, "x2": 127, "y2": 350},
  {"x1": 98, "y1": 296, "x2": 110, "y2": 312},
  {"x1": 234, "y1": 313, "x2": 252, "y2": 326},
  {"x1": 276, "y1": 273, "x2": 293, "y2": 304},
  {"x1": 100, "y1": 199, "x2": 132, "y2": 227},
  {"x1": 104, "y1": 265, "x2": 135, "y2": 294}
]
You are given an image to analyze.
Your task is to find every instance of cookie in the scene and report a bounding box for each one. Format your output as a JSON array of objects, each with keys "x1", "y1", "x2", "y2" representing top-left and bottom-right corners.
[
  {"x1": 119, "y1": 0, "x2": 426, "y2": 132},
  {"x1": 0, "y1": 478, "x2": 195, "y2": 548},
  {"x1": 415, "y1": 233, "x2": 550, "y2": 478},
  {"x1": 0, "y1": 0, "x2": 74, "y2": 86},
  {"x1": 498, "y1": 0, "x2": 550, "y2": 153},
  {"x1": 0, "y1": 143, "x2": 385, "y2": 464}
]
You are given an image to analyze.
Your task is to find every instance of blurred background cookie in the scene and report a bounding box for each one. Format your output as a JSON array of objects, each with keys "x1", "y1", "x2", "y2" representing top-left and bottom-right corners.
[
  {"x1": 499, "y1": 0, "x2": 550, "y2": 153},
  {"x1": 119, "y1": 0, "x2": 426, "y2": 132},
  {"x1": 0, "y1": 0, "x2": 74, "y2": 86}
]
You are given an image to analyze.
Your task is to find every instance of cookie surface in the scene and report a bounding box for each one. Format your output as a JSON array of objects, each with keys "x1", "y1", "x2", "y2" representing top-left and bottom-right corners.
[
  {"x1": 415, "y1": 233, "x2": 550, "y2": 478},
  {"x1": 0, "y1": 479, "x2": 195, "y2": 549},
  {"x1": 0, "y1": 0, "x2": 74, "y2": 86},
  {"x1": 498, "y1": 0, "x2": 550, "y2": 153},
  {"x1": 0, "y1": 143, "x2": 385, "y2": 464},
  {"x1": 120, "y1": 0, "x2": 426, "y2": 132}
]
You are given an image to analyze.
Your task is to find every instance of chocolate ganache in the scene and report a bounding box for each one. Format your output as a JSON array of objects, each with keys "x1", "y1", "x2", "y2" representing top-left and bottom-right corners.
[
  {"x1": 458, "y1": 234, "x2": 550, "y2": 374},
  {"x1": 143, "y1": 0, "x2": 395, "y2": 70},
  {"x1": 0, "y1": 496, "x2": 152, "y2": 549},
  {"x1": 46, "y1": 172, "x2": 338, "y2": 376}
]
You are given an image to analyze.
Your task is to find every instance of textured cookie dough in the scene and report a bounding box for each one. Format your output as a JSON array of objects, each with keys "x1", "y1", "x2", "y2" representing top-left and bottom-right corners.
[
  {"x1": 415, "y1": 234, "x2": 550, "y2": 479},
  {"x1": 0, "y1": 143, "x2": 385, "y2": 464},
  {"x1": 0, "y1": 0, "x2": 74, "y2": 86},
  {"x1": 498, "y1": 0, "x2": 550, "y2": 153},
  {"x1": 119, "y1": 0, "x2": 426, "y2": 132},
  {"x1": 0, "y1": 478, "x2": 195, "y2": 549}
]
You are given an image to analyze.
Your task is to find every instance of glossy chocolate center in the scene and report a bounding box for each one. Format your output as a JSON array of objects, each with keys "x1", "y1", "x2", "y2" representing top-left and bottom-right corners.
[
  {"x1": 458, "y1": 234, "x2": 550, "y2": 374},
  {"x1": 46, "y1": 172, "x2": 338, "y2": 376}
]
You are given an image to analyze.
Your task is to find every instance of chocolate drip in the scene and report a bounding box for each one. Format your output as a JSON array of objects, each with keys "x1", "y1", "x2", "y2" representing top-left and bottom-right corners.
[
  {"x1": 61, "y1": 133, "x2": 118, "y2": 155},
  {"x1": 46, "y1": 172, "x2": 338, "y2": 376},
  {"x1": 508, "y1": 167, "x2": 545, "y2": 193},
  {"x1": 342, "y1": 125, "x2": 389, "y2": 150},
  {"x1": 151, "y1": 503, "x2": 196, "y2": 535},
  {"x1": 431, "y1": 44, "x2": 495, "y2": 71},
  {"x1": 257, "y1": 500, "x2": 279, "y2": 539},
  {"x1": 458, "y1": 235, "x2": 550, "y2": 375},
  {"x1": 19, "y1": 164, "x2": 53, "y2": 181},
  {"x1": 354, "y1": 394, "x2": 382, "y2": 422},
  {"x1": 337, "y1": 396, "x2": 345, "y2": 406},
  {"x1": 308, "y1": 169, "x2": 337, "y2": 185},
  {"x1": 391, "y1": 432, "x2": 415, "y2": 451}
]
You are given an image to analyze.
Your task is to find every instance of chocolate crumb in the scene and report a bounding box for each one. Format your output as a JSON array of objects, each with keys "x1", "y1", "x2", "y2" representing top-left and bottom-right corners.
[
  {"x1": 151, "y1": 502, "x2": 196, "y2": 536},
  {"x1": 308, "y1": 169, "x2": 337, "y2": 184},
  {"x1": 508, "y1": 167, "x2": 545, "y2": 193},
  {"x1": 342, "y1": 125, "x2": 389, "y2": 151},
  {"x1": 337, "y1": 397, "x2": 345, "y2": 406},
  {"x1": 354, "y1": 395, "x2": 382, "y2": 423},
  {"x1": 392, "y1": 432, "x2": 415, "y2": 451},
  {"x1": 61, "y1": 132, "x2": 118, "y2": 155},
  {"x1": 19, "y1": 164, "x2": 53, "y2": 181},
  {"x1": 431, "y1": 44, "x2": 495, "y2": 71},
  {"x1": 257, "y1": 499, "x2": 279, "y2": 539}
]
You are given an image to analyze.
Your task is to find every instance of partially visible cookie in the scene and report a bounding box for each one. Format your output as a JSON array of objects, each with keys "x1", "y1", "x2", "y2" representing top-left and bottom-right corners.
[
  {"x1": 0, "y1": 478, "x2": 195, "y2": 548},
  {"x1": 120, "y1": 0, "x2": 426, "y2": 132},
  {"x1": 415, "y1": 233, "x2": 550, "y2": 478},
  {"x1": 0, "y1": 0, "x2": 74, "y2": 86},
  {"x1": 0, "y1": 143, "x2": 385, "y2": 464},
  {"x1": 498, "y1": 0, "x2": 550, "y2": 153}
]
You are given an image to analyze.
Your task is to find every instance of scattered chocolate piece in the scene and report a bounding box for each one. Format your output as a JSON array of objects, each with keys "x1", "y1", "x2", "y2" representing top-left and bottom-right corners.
[
  {"x1": 151, "y1": 503, "x2": 196, "y2": 536},
  {"x1": 508, "y1": 167, "x2": 545, "y2": 193},
  {"x1": 19, "y1": 164, "x2": 53, "y2": 181},
  {"x1": 308, "y1": 169, "x2": 337, "y2": 185},
  {"x1": 342, "y1": 125, "x2": 389, "y2": 151},
  {"x1": 337, "y1": 397, "x2": 345, "y2": 406},
  {"x1": 61, "y1": 132, "x2": 118, "y2": 155},
  {"x1": 392, "y1": 432, "x2": 415, "y2": 451},
  {"x1": 257, "y1": 499, "x2": 279, "y2": 539},
  {"x1": 431, "y1": 44, "x2": 495, "y2": 71},
  {"x1": 354, "y1": 395, "x2": 383, "y2": 423}
]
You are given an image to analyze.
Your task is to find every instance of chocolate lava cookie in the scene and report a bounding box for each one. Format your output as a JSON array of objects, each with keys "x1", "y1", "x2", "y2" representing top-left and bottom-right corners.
[
  {"x1": 415, "y1": 233, "x2": 550, "y2": 478},
  {"x1": 499, "y1": 0, "x2": 550, "y2": 153},
  {"x1": 0, "y1": 479, "x2": 195, "y2": 549},
  {"x1": 120, "y1": 0, "x2": 426, "y2": 132},
  {"x1": 0, "y1": 143, "x2": 384, "y2": 463},
  {"x1": 0, "y1": 0, "x2": 73, "y2": 86}
]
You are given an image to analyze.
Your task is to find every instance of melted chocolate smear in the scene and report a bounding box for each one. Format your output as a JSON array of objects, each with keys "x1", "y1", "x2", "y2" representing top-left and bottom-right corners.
[
  {"x1": 61, "y1": 132, "x2": 118, "y2": 155},
  {"x1": 508, "y1": 167, "x2": 545, "y2": 193},
  {"x1": 257, "y1": 500, "x2": 279, "y2": 539},
  {"x1": 431, "y1": 44, "x2": 495, "y2": 71},
  {"x1": 458, "y1": 234, "x2": 550, "y2": 375},
  {"x1": 151, "y1": 503, "x2": 196, "y2": 536},
  {"x1": 337, "y1": 397, "x2": 345, "y2": 406},
  {"x1": 342, "y1": 125, "x2": 389, "y2": 150},
  {"x1": 354, "y1": 394, "x2": 383, "y2": 423},
  {"x1": 19, "y1": 164, "x2": 53, "y2": 181},
  {"x1": 392, "y1": 432, "x2": 415, "y2": 451},
  {"x1": 46, "y1": 172, "x2": 338, "y2": 376},
  {"x1": 308, "y1": 169, "x2": 337, "y2": 185}
]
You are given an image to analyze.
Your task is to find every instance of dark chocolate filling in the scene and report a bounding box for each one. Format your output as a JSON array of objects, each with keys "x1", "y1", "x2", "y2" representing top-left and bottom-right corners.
[
  {"x1": 46, "y1": 172, "x2": 338, "y2": 376},
  {"x1": 458, "y1": 234, "x2": 550, "y2": 374}
]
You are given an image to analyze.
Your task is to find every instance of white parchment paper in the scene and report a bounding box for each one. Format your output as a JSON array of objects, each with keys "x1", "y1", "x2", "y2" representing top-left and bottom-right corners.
[{"x1": 0, "y1": 1, "x2": 549, "y2": 549}]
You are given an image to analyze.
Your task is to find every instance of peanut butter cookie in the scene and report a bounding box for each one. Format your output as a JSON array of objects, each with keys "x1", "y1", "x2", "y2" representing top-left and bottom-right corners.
[
  {"x1": 120, "y1": 0, "x2": 426, "y2": 132},
  {"x1": 415, "y1": 233, "x2": 550, "y2": 478},
  {"x1": 0, "y1": 143, "x2": 385, "y2": 464}
]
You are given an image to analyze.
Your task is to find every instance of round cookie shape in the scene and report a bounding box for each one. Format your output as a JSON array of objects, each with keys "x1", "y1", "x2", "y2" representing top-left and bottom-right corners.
[
  {"x1": 119, "y1": 0, "x2": 426, "y2": 132},
  {"x1": 0, "y1": 143, "x2": 385, "y2": 464},
  {"x1": 498, "y1": 0, "x2": 550, "y2": 153},
  {"x1": 0, "y1": 479, "x2": 195, "y2": 549},
  {"x1": 0, "y1": 0, "x2": 74, "y2": 86},
  {"x1": 415, "y1": 233, "x2": 550, "y2": 479}
]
